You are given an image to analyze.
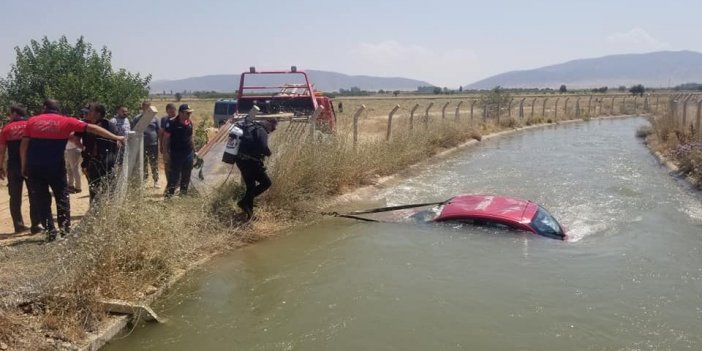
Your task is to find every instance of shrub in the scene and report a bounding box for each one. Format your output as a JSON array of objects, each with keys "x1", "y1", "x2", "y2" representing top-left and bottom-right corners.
[{"x1": 635, "y1": 125, "x2": 653, "y2": 138}]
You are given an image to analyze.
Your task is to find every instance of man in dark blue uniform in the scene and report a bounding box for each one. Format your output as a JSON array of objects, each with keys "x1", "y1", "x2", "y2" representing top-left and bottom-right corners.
[
  {"x1": 80, "y1": 103, "x2": 120, "y2": 203},
  {"x1": 235, "y1": 119, "x2": 277, "y2": 219},
  {"x1": 21, "y1": 100, "x2": 124, "y2": 240},
  {"x1": 163, "y1": 104, "x2": 195, "y2": 197}
]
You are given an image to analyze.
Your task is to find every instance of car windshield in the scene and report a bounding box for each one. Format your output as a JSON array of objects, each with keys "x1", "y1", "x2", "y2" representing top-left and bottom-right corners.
[{"x1": 530, "y1": 206, "x2": 565, "y2": 239}]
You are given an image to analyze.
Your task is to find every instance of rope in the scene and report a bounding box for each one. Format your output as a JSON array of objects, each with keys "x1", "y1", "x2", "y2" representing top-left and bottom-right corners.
[{"x1": 319, "y1": 201, "x2": 444, "y2": 222}]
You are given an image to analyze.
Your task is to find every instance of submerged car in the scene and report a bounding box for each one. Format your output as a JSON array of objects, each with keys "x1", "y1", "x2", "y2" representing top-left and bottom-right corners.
[{"x1": 405, "y1": 195, "x2": 567, "y2": 240}]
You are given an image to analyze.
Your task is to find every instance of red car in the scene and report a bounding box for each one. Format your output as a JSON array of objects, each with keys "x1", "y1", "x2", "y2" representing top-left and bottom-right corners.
[{"x1": 408, "y1": 195, "x2": 567, "y2": 240}]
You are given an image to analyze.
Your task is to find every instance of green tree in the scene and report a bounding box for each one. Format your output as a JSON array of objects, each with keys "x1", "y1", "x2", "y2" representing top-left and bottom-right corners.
[
  {"x1": 174, "y1": 92, "x2": 183, "y2": 101},
  {"x1": 629, "y1": 84, "x2": 645, "y2": 96},
  {"x1": 559, "y1": 84, "x2": 567, "y2": 93},
  {"x1": 0, "y1": 36, "x2": 151, "y2": 116},
  {"x1": 479, "y1": 86, "x2": 512, "y2": 119}
]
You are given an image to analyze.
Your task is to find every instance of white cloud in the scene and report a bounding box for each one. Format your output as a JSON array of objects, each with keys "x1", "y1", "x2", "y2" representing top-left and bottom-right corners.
[
  {"x1": 349, "y1": 40, "x2": 481, "y2": 87},
  {"x1": 606, "y1": 28, "x2": 669, "y2": 50}
]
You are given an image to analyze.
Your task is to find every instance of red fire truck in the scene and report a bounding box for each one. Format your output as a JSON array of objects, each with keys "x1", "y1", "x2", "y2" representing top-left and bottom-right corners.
[{"x1": 235, "y1": 66, "x2": 336, "y2": 132}]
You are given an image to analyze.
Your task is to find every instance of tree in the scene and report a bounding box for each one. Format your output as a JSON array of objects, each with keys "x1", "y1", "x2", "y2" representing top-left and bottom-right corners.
[
  {"x1": 559, "y1": 84, "x2": 567, "y2": 93},
  {"x1": 0, "y1": 36, "x2": 151, "y2": 116},
  {"x1": 617, "y1": 85, "x2": 627, "y2": 92},
  {"x1": 479, "y1": 86, "x2": 512, "y2": 119},
  {"x1": 629, "y1": 84, "x2": 645, "y2": 97},
  {"x1": 174, "y1": 92, "x2": 183, "y2": 101},
  {"x1": 433, "y1": 87, "x2": 442, "y2": 95},
  {"x1": 458, "y1": 86, "x2": 463, "y2": 93},
  {"x1": 393, "y1": 90, "x2": 400, "y2": 97}
]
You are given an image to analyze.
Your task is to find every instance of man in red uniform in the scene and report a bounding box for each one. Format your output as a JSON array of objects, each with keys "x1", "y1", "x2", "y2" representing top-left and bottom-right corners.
[
  {"x1": 20, "y1": 100, "x2": 125, "y2": 240},
  {"x1": 0, "y1": 105, "x2": 40, "y2": 233}
]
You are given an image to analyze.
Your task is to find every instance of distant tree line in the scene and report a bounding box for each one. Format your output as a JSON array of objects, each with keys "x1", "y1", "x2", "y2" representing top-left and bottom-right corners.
[{"x1": 674, "y1": 83, "x2": 702, "y2": 91}]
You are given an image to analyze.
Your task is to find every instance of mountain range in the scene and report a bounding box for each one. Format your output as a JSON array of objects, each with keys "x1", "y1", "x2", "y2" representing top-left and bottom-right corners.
[
  {"x1": 149, "y1": 51, "x2": 702, "y2": 93},
  {"x1": 149, "y1": 70, "x2": 433, "y2": 93},
  {"x1": 465, "y1": 51, "x2": 702, "y2": 89}
]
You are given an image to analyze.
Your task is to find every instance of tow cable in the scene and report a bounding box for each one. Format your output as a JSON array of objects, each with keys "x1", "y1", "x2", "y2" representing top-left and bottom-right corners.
[{"x1": 320, "y1": 202, "x2": 444, "y2": 222}]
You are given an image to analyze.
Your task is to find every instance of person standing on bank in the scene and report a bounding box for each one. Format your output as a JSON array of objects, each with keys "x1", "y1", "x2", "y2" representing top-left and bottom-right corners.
[
  {"x1": 235, "y1": 119, "x2": 277, "y2": 220},
  {"x1": 0, "y1": 105, "x2": 40, "y2": 234},
  {"x1": 132, "y1": 101, "x2": 160, "y2": 188},
  {"x1": 163, "y1": 104, "x2": 195, "y2": 197},
  {"x1": 80, "y1": 103, "x2": 120, "y2": 204},
  {"x1": 21, "y1": 100, "x2": 124, "y2": 240},
  {"x1": 65, "y1": 112, "x2": 84, "y2": 194},
  {"x1": 110, "y1": 105, "x2": 131, "y2": 137},
  {"x1": 159, "y1": 103, "x2": 177, "y2": 187}
]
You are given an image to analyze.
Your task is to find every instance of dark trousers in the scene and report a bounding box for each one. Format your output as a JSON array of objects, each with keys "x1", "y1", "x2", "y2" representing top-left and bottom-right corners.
[
  {"x1": 86, "y1": 162, "x2": 115, "y2": 203},
  {"x1": 166, "y1": 152, "x2": 193, "y2": 197},
  {"x1": 27, "y1": 164, "x2": 70, "y2": 232},
  {"x1": 7, "y1": 166, "x2": 39, "y2": 231},
  {"x1": 144, "y1": 144, "x2": 159, "y2": 182},
  {"x1": 235, "y1": 159, "x2": 272, "y2": 210}
]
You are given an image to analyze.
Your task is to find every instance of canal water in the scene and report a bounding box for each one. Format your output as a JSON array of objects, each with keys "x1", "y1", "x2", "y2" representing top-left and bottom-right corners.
[{"x1": 106, "y1": 118, "x2": 702, "y2": 350}]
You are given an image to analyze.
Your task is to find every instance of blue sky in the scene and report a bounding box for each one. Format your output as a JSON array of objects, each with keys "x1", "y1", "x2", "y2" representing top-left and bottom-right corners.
[{"x1": 1, "y1": 0, "x2": 700, "y2": 87}]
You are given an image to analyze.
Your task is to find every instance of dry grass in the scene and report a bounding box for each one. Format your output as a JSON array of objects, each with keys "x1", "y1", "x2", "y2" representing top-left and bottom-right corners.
[{"x1": 646, "y1": 100, "x2": 702, "y2": 186}]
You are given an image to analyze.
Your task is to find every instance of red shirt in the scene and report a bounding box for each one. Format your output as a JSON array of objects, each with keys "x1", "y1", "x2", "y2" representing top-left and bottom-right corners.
[
  {"x1": 23, "y1": 113, "x2": 87, "y2": 168},
  {"x1": 0, "y1": 119, "x2": 27, "y2": 168}
]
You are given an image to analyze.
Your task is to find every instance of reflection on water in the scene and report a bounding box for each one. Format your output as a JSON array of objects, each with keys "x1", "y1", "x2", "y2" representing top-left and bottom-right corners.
[{"x1": 106, "y1": 118, "x2": 702, "y2": 351}]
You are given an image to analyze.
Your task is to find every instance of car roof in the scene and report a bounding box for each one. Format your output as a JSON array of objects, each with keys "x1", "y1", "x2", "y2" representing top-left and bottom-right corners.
[{"x1": 434, "y1": 195, "x2": 538, "y2": 226}]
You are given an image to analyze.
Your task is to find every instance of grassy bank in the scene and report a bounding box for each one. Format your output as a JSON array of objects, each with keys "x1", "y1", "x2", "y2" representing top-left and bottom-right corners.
[
  {"x1": 640, "y1": 101, "x2": 702, "y2": 187},
  {"x1": 2, "y1": 111, "x2": 568, "y2": 349}
]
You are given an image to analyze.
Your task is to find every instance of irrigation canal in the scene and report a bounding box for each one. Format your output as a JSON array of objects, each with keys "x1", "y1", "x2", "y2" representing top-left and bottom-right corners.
[{"x1": 105, "y1": 117, "x2": 702, "y2": 350}]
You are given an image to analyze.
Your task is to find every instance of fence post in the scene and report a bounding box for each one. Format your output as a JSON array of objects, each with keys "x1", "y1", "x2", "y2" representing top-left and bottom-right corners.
[
  {"x1": 454, "y1": 101, "x2": 463, "y2": 121},
  {"x1": 564, "y1": 97, "x2": 570, "y2": 119},
  {"x1": 386, "y1": 104, "x2": 400, "y2": 141},
  {"x1": 621, "y1": 97, "x2": 627, "y2": 114},
  {"x1": 682, "y1": 98, "x2": 688, "y2": 129},
  {"x1": 655, "y1": 96, "x2": 660, "y2": 115},
  {"x1": 611, "y1": 96, "x2": 616, "y2": 115},
  {"x1": 542, "y1": 98, "x2": 548, "y2": 118},
  {"x1": 508, "y1": 98, "x2": 513, "y2": 118},
  {"x1": 588, "y1": 96, "x2": 593, "y2": 116},
  {"x1": 352, "y1": 105, "x2": 366, "y2": 150},
  {"x1": 496, "y1": 102, "x2": 501, "y2": 124},
  {"x1": 554, "y1": 97, "x2": 560, "y2": 121},
  {"x1": 531, "y1": 97, "x2": 537, "y2": 118},
  {"x1": 409, "y1": 103, "x2": 419, "y2": 132},
  {"x1": 483, "y1": 102, "x2": 488, "y2": 122},
  {"x1": 576, "y1": 97, "x2": 581, "y2": 118},
  {"x1": 470, "y1": 100, "x2": 476, "y2": 123},
  {"x1": 441, "y1": 101, "x2": 450, "y2": 119},
  {"x1": 519, "y1": 98, "x2": 525, "y2": 119},
  {"x1": 424, "y1": 103, "x2": 434, "y2": 129}
]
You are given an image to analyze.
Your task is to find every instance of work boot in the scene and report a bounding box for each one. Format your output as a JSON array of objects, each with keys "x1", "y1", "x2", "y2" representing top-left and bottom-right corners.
[
  {"x1": 14, "y1": 225, "x2": 29, "y2": 234},
  {"x1": 237, "y1": 200, "x2": 253, "y2": 220},
  {"x1": 30, "y1": 226, "x2": 44, "y2": 235},
  {"x1": 46, "y1": 229, "x2": 59, "y2": 242}
]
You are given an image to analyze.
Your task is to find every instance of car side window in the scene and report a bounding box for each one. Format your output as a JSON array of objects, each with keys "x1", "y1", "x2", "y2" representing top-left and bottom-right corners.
[{"x1": 446, "y1": 218, "x2": 517, "y2": 231}]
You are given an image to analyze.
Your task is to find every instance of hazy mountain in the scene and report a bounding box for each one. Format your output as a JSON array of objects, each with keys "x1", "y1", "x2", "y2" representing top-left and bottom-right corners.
[
  {"x1": 149, "y1": 70, "x2": 434, "y2": 93},
  {"x1": 466, "y1": 51, "x2": 702, "y2": 89}
]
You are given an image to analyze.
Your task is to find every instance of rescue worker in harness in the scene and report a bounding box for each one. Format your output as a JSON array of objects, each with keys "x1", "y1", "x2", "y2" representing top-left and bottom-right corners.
[{"x1": 235, "y1": 118, "x2": 277, "y2": 220}]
